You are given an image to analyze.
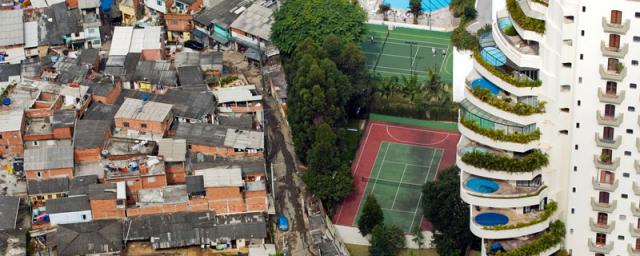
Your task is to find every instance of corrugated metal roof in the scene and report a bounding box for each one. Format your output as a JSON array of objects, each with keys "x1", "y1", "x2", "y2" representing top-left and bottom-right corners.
[
  {"x1": 0, "y1": 110, "x2": 24, "y2": 133},
  {"x1": 158, "y1": 138, "x2": 186, "y2": 162},
  {"x1": 24, "y1": 21, "x2": 38, "y2": 48},
  {"x1": 24, "y1": 144, "x2": 74, "y2": 171},
  {"x1": 143, "y1": 26, "x2": 162, "y2": 50},
  {"x1": 110, "y1": 26, "x2": 134, "y2": 56},
  {"x1": 0, "y1": 10, "x2": 24, "y2": 47},
  {"x1": 46, "y1": 195, "x2": 91, "y2": 213},
  {"x1": 114, "y1": 98, "x2": 173, "y2": 122},
  {"x1": 230, "y1": 3, "x2": 273, "y2": 40},
  {"x1": 194, "y1": 168, "x2": 243, "y2": 187},
  {"x1": 223, "y1": 128, "x2": 263, "y2": 150}
]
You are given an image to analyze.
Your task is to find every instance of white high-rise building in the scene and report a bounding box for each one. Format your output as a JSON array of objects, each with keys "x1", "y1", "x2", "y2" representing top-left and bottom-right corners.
[{"x1": 455, "y1": 0, "x2": 640, "y2": 255}]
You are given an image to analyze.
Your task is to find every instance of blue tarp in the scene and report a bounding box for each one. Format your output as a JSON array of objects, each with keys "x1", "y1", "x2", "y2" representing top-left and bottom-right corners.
[
  {"x1": 101, "y1": 0, "x2": 113, "y2": 12},
  {"x1": 481, "y1": 47, "x2": 507, "y2": 67}
]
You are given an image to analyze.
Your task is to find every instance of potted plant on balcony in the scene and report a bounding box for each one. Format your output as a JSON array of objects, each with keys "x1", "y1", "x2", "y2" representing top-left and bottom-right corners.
[
  {"x1": 616, "y1": 62, "x2": 625, "y2": 73},
  {"x1": 600, "y1": 152, "x2": 612, "y2": 164}
]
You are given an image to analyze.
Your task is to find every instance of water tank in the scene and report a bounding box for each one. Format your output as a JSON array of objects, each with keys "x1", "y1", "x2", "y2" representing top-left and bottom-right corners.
[
  {"x1": 101, "y1": 150, "x2": 109, "y2": 157},
  {"x1": 2, "y1": 97, "x2": 11, "y2": 106},
  {"x1": 141, "y1": 95, "x2": 149, "y2": 102}
]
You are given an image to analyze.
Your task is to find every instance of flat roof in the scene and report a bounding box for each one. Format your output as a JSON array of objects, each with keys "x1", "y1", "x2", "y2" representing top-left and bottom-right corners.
[
  {"x1": 0, "y1": 10, "x2": 24, "y2": 47},
  {"x1": 0, "y1": 110, "x2": 23, "y2": 133},
  {"x1": 114, "y1": 98, "x2": 173, "y2": 122},
  {"x1": 24, "y1": 143, "x2": 74, "y2": 171},
  {"x1": 110, "y1": 26, "x2": 134, "y2": 56},
  {"x1": 137, "y1": 185, "x2": 189, "y2": 206},
  {"x1": 0, "y1": 196, "x2": 19, "y2": 231},
  {"x1": 223, "y1": 128, "x2": 263, "y2": 150},
  {"x1": 46, "y1": 195, "x2": 91, "y2": 214},
  {"x1": 74, "y1": 120, "x2": 111, "y2": 149},
  {"x1": 213, "y1": 85, "x2": 262, "y2": 103},
  {"x1": 158, "y1": 139, "x2": 186, "y2": 162},
  {"x1": 24, "y1": 21, "x2": 38, "y2": 48},
  {"x1": 27, "y1": 177, "x2": 69, "y2": 195},
  {"x1": 194, "y1": 167, "x2": 243, "y2": 187}
]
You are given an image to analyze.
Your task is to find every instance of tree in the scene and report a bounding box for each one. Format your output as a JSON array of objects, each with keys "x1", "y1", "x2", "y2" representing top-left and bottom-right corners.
[
  {"x1": 412, "y1": 225, "x2": 426, "y2": 252},
  {"x1": 307, "y1": 123, "x2": 340, "y2": 174},
  {"x1": 357, "y1": 194, "x2": 384, "y2": 235},
  {"x1": 408, "y1": 0, "x2": 423, "y2": 24},
  {"x1": 378, "y1": 3, "x2": 391, "y2": 21},
  {"x1": 302, "y1": 164, "x2": 354, "y2": 210},
  {"x1": 369, "y1": 225, "x2": 405, "y2": 256},
  {"x1": 422, "y1": 167, "x2": 477, "y2": 255},
  {"x1": 271, "y1": 0, "x2": 367, "y2": 54}
]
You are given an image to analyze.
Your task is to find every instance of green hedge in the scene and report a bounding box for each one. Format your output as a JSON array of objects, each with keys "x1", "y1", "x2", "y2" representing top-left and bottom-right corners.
[
  {"x1": 506, "y1": 0, "x2": 545, "y2": 34},
  {"x1": 460, "y1": 118, "x2": 541, "y2": 143},
  {"x1": 470, "y1": 87, "x2": 545, "y2": 115},
  {"x1": 531, "y1": 0, "x2": 549, "y2": 7},
  {"x1": 461, "y1": 149, "x2": 548, "y2": 172},
  {"x1": 483, "y1": 202, "x2": 557, "y2": 230},
  {"x1": 473, "y1": 49, "x2": 542, "y2": 87},
  {"x1": 495, "y1": 220, "x2": 565, "y2": 256}
]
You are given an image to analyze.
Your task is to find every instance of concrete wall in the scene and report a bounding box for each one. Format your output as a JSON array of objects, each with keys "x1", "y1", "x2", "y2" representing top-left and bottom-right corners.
[
  {"x1": 165, "y1": 162, "x2": 185, "y2": 184},
  {"x1": 49, "y1": 210, "x2": 92, "y2": 225},
  {"x1": 26, "y1": 168, "x2": 73, "y2": 180},
  {"x1": 115, "y1": 114, "x2": 171, "y2": 137},
  {"x1": 190, "y1": 144, "x2": 262, "y2": 158}
]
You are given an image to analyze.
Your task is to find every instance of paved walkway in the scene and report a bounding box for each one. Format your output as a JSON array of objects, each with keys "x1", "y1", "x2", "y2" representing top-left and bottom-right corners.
[{"x1": 361, "y1": 0, "x2": 459, "y2": 31}]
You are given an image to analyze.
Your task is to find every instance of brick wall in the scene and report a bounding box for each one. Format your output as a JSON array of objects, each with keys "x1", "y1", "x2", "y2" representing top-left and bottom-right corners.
[
  {"x1": 25, "y1": 168, "x2": 73, "y2": 180},
  {"x1": 165, "y1": 162, "x2": 185, "y2": 185},
  {"x1": 115, "y1": 116, "x2": 171, "y2": 137},
  {"x1": 190, "y1": 144, "x2": 262, "y2": 158},
  {"x1": 74, "y1": 147, "x2": 102, "y2": 163},
  {"x1": 0, "y1": 130, "x2": 23, "y2": 157},
  {"x1": 90, "y1": 199, "x2": 126, "y2": 219},
  {"x1": 53, "y1": 127, "x2": 73, "y2": 139}
]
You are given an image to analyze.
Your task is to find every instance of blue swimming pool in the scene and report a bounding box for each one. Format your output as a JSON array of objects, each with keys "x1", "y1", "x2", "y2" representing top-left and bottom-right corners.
[
  {"x1": 383, "y1": 0, "x2": 451, "y2": 12},
  {"x1": 466, "y1": 178, "x2": 500, "y2": 193},
  {"x1": 471, "y1": 78, "x2": 501, "y2": 95},
  {"x1": 475, "y1": 213, "x2": 509, "y2": 226}
]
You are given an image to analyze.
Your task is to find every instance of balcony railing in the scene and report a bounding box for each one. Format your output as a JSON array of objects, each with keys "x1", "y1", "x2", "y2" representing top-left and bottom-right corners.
[
  {"x1": 599, "y1": 64, "x2": 627, "y2": 81},
  {"x1": 634, "y1": 182, "x2": 640, "y2": 196},
  {"x1": 601, "y1": 41, "x2": 629, "y2": 58},
  {"x1": 598, "y1": 88, "x2": 625, "y2": 104},
  {"x1": 593, "y1": 155, "x2": 620, "y2": 170},
  {"x1": 595, "y1": 133, "x2": 621, "y2": 149},
  {"x1": 630, "y1": 223, "x2": 640, "y2": 238},
  {"x1": 590, "y1": 198, "x2": 617, "y2": 213},
  {"x1": 596, "y1": 111, "x2": 623, "y2": 126},
  {"x1": 589, "y1": 218, "x2": 615, "y2": 233},
  {"x1": 602, "y1": 17, "x2": 630, "y2": 34},
  {"x1": 629, "y1": 244, "x2": 640, "y2": 256},
  {"x1": 588, "y1": 239, "x2": 613, "y2": 254},
  {"x1": 507, "y1": 0, "x2": 545, "y2": 34},
  {"x1": 592, "y1": 177, "x2": 618, "y2": 192},
  {"x1": 635, "y1": 160, "x2": 640, "y2": 174},
  {"x1": 632, "y1": 203, "x2": 640, "y2": 217}
]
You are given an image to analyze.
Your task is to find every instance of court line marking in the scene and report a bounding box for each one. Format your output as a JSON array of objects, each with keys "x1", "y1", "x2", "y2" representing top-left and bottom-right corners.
[
  {"x1": 368, "y1": 65, "x2": 430, "y2": 73},
  {"x1": 375, "y1": 122, "x2": 459, "y2": 136},
  {"x1": 385, "y1": 125, "x2": 450, "y2": 146},
  {"x1": 409, "y1": 149, "x2": 438, "y2": 231},
  {"x1": 352, "y1": 142, "x2": 390, "y2": 226},
  {"x1": 383, "y1": 40, "x2": 449, "y2": 49},
  {"x1": 411, "y1": 46, "x2": 420, "y2": 71},
  {"x1": 390, "y1": 164, "x2": 408, "y2": 209},
  {"x1": 368, "y1": 30, "x2": 451, "y2": 44},
  {"x1": 383, "y1": 160, "x2": 430, "y2": 168},
  {"x1": 381, "y1": 207, "x2": 416, "y2": 214},
  {"x1": 363, "y1": 51, "x2": 412, "y2": 59},
  {"x1": 443, "y1": 45, "x2": 453, "y2": 76}
]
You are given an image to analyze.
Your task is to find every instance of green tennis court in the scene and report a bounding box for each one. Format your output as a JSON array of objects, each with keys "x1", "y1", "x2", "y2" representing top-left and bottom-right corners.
[
  {"x1": 354, "y1": 142, "x2": 443, "y2": 233},
  {"x1": 363, "y1": 24, "x2": 453, "y2": 83}
]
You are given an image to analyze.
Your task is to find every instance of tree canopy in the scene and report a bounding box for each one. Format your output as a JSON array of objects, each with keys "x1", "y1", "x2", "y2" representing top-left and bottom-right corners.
[
  {"x1": 421, "y1": 166, "x2": 477, "y2": 255},
  {"x1": 357, "y1": 193, "x2": 384, "y2": 236},
  {"x1": 369, "y1": 225, "x2": 405, "y2": 256},
  {"x1": 271, "y1": 0, "x2": 367, "y2": 54}
]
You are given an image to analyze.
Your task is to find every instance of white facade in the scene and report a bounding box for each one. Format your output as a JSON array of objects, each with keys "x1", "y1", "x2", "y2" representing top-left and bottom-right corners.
[{"x1": 49, "y1": 210, "x2": 92, "y2": 225}]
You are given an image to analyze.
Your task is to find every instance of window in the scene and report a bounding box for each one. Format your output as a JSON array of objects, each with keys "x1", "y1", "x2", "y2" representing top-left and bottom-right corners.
[
  {"x1": 596, "y1": 233, "x2": 607, "y2": 245},
  {"x1": 636, "y1": 12, "x2": 640, "y2": 18},
  {"x1": 635, "y1": 36, "x2": 640, "y2": 42},
  {"x1": 582, "y1": 6, "x2": 585, "y2": 12},
  {"x1": 611, "y1": 10, "x2": 623, "y2": 24},
  {"x1": 626, "y1": 151, "x2": 632, "y2": 156},
  {"x1": 37, "y1": 171, "x2": 42, "y2": 177},
  {"x1": 623, "y1": 194, "x2": 629, "y2": 199},
  {"x1": 634, "y1": 60, "x2": 640, "y2": 66},
  {"x1": 619, "y1": 235, "x2": 625, "y2": 240},
  {"x1": 607, "y1": 58, "x2": 619, "y2": 71},
  {"x1": 123, "y1": 122, "x2": 130, "y2": 128},
  {"x1": 171, "y1": 19, "x2": 178, "y2": 24},
  {"x1": 571, "y1": 208, "x2": 575, "y2": 214},
  {"x1": 628, "y1": 129, "x2": 634, "y2": 134},
  {"x1": 597, "y1": 213, "x2": 608, "y2": 225},
  {"x1": 624, "y1": 172, "x2": 631, "y2": 177},
  {"x1": 577, "y1": 100, "x2": 581, "y2": 106},
  {"x1": 636, "y1": 238, "x2": 640, "y2": 250},
  {"x1": 580, "y1": 54, "x2": 583, "y2": 60},
  {"x1": 576, "y1": 123, "x2": 580, "y2": 128},
  {"x1": 47, "y1": 194, "x2": 52, "y2": 199},
  {"x1": 157, "y1": 0, "x2": 162, "y2": 6},
  {"x1": 600, "y1": 170, "x2": 614, "y2": 184},
  {"x1": 601, "y1": 149, "x2": 613, "y2": 163},
  {"x1": 572, "y1": 187, "x2": 576, "y2": 192},
  {"x1": 82, "y1": 214, "x2": 86, "y2": 220},
  {"x1": 141, "y1": 123, "x2": 148, "y2": 129},
  {"x1": 637, "y1": 218, "x2": 640, "y2": 229},
  {"x1": 609, "y1": 34, "x2": 620, "y2": 48},
  {"x1": 630, "y1": 106, "x2": 636, "y2": 112},
  {"x1": 604, "y1": 104, "x2": 615, "y2": 117},
  {"x1": 603, "y1": 127, "x2": 614, "y2": 140},
  {"x1": 581, "y1": 30, "x2": 585, "y2": 36},
  {"x1": 599, "y1": 191, "x2": 610, "y2": 204},
  {"x1": 632, "y1": 83, "x2": 638, "y2": 89}
]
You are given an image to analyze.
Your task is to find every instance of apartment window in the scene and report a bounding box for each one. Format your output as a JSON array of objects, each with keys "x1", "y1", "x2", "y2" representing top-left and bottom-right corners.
[
  {"x1": 623, "y1": 194, "x2": 629, "y2": 199},
  {"x1": 637, "y1": 219, "x2": 640, "y2": 229},
  {"x1": 577, "y1": 100, "x2": 581, "y2": 106},
  {"x1": 603, "y1": 127, "x2": 614, "y2": 140},
  {"x1": 574, "y1": 144, "x2": 578, "y2": 150},
  {"x1": 624, "y1": 172, "x2": 631, "y2": 177},
  {"x1": 621, "y1": 214, "x2": 628, "y2": 221},
  {"x1": 619, "y1": 235, "x2": 625, "y2": 240},
  {"x1": 123, "y1": 122, "x2": 130, "y2": 128},
  {"x1": 581, "y1": 30, "x2": 585, "y2": 36},
  {"x1": 611, "y1": 10, "x2": 623, "y2": 24},
  {"x1": 576, "y1": 123, "x2": 580, "y2": 128},
  {"x1": 607, "y1": 58, "x2": 619, "y2": 71},
  {"x1": 636, "y1": 238, "x2": 640, "y2": 250},
  {"x1": 580, "y1": 54, "x2": 583, "y2": 60},
  {"x1": 609, "y1": 34, "x2": 620, "y2": 48},
  {"x1": 141, "y1": 123, "x2": 148, "y2": 129},
  {"x1": 596, "y1": 233, "x2": 607, "y2": 245},
  {"x1": 579, "y1": 77, "x2": 583, "y2": 83},
  {"x1": 606, "y1": 81, "x2": 617, "y2": 94},
  {"x1": 635, "y1": 36, "x2": 640, "y2": 42},
  {"x1": 37, "y1": 171, "x2": 42, "y2": 177},
  {"x1": 597, "y1": 213, "x2": 608, "y2": 225},
  {"x1": 599, "y1": 191, "x2": 610, "y2": 204},
  {"x1": 636, "y1": 12, "x2": 640, "y2": 18},
  {"x1": 630, "y1": 106, "x2": 636, "y2": 112},
  {"x1": 571, "y1": 208, "x2": 575, "y2": 214},
  {"x1": 559, "y1": 130, "x2": 568, "y2": 135},
  {"x1": 604, "y1": 104, "x2": 615, "y2": 117},
  {"x1": 573, "y1": 166, "x2": 577, "y2": 171},
  {"x1": 626, "y1": 151, "x2": 632, "y2": 156},
  {"x1": 0, "y1": 134, "x2": 3, "y2": 139},
  {"x1": 601, "y1": 149, "x2": 613, "y2": 163},
  {"x1": 600, "y1": 170, "x2": 614, "y2": 184},
  {"x1": 632, "y1": 83, "x2": 638, "y2": 89},
  {"x1": 572, "y1": 187, "x2": 576, "y2": 192},
  {"x1": 157, "y1": 0, "x2": 162, "y2": 5},
  {"x1": 628, "y1": 129, "x2": 634, "y2": 134},
  {"x1": 582, "y1": 6, "x2": 585, "y2": 12},
  {"x1": 634, "y1": 60, "x2": 640, "y2": 66}
]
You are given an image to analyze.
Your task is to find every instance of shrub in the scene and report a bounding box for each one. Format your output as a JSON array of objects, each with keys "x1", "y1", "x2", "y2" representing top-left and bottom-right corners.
[
  {"x1": 473, "y1": 48, "x2": 542, "y2": 87},
  {"x1": 495, "y1": 220, "x2": 565, "y2": 256},
  {"x1": 461, "y1": 149, "x2": 549, "y2": 172},
  {"x1": 219, "y1": 76, "x2": 238, "y2": 85},
  {"x1": 463, "y1": 6, "x2": 477, "y2": 21},
  {"x1": 452, "y1": 25, "x2": 477, "y2": 50},
  {"x1": 470, "y1": 87, "x2": 545, "y2": 115},
  {"x1": 503, "y1": 25, "x2": 518, "y2": 36},
  {"x1": 460, "y1": 118, "x2": 541, "y2": 143},
  {"x1": 483, "y1": 202, "x2": 557, "y2": 230},
  {"x1": 506, "y1": 0, "x2": 545, "y2": 34}
]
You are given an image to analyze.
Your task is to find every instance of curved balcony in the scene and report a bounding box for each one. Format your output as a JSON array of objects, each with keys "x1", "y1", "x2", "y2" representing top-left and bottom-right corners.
[
  {"x1": 595, "y1": 133, "x2": 621, "y2": 149},
  {"x1": 632, "y1": 203, "x2": 640, "y2": 217},
  {"x1": 589, "y1": 239, "x2": 613, "y2": 254},
  {"x1": 503, "y1": 3, "x2": 544, "y2": 41},
  {"x1": 483, "y1": 221, "x2": 563, "y2": 256},
  {"x1": 464, "y1": 85, "x2": 543, "y2": 126},
  {"x1": 590, "y1": 198, "x2": 617, "y2": 213},
  {"x1": 471, "y1": 58, "x2": 541, "y2": 97},
  {"x1": 593, "y1": 155, "x2": 620, "y2": 171},
  {"x1": 596, "y1": 111, "x2": 623, "y2": 127},
  {"x1": 602, "y1": 17, "x2": 630, "y2": 34},
  {"x1": 629, "y1": 244, "x2": 640, "y2": 256},
  {"x1": 630, "y1": 224, "x2": 640, "y2": 238},
  {"x1": 601, "y1": 41, "x2": 629, "y2": 58},
  {"x1": 461, "y1": 175, "x2": 547, "y2": 208},
  {"x1": 598, "y1": 88, "x2": 625, "y2": 104},
  {"x1": 492, "y1": 17, "x2": 541, "y2": 68},
  {"x1": 599, "y1": 64, "x2": 627, "y2": 81},
  {"x1": 470, "y1": 206, "x2": 552, "y2": 239},
  {"x1": 459, "y1": 125, "x2": 539, "y2": 153},
  {"x1": 592, "y1": 177, "x2": 619, "y2": 192},
  {"x1": 456, "y1": 150, "x2": 542, "y2": 181},
  {"x1": 516, "y1": 0, "x2": 545, "y2": 20},
  {"x1": 589, "y1": 218, "x2": 615, "y2": 233}
]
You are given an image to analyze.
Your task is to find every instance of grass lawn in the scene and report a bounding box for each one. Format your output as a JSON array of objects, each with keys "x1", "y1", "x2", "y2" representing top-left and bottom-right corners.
[{"x1": 345, "y1": 244, "x2": 438, "y2": 256}]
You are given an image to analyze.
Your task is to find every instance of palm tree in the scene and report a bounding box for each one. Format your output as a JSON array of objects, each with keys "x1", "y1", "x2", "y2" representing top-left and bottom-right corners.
[
  {"x1": 408, "y1": 0, "x2": 424, "y2": 24},
  {"x1": 422, "y1": 68, "x2": 447, "y2": 104},
  {"x1": 378, "y1": 3, "x2": 391, "y2": 21},
  {"x1": 412, "y1": 226, "x2": 425, "y2": 255},
  {"x1": 401, "y1": 74, "x2": 421, "y2": 103}
]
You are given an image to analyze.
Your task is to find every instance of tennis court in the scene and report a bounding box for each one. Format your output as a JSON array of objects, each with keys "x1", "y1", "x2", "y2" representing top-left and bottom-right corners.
[
  {"x1": 363, "y1": 24, "x2": 453, "y2": 83},
  {"x1": 355, "y1": 142, "x2": 442, "y2": 233}
]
